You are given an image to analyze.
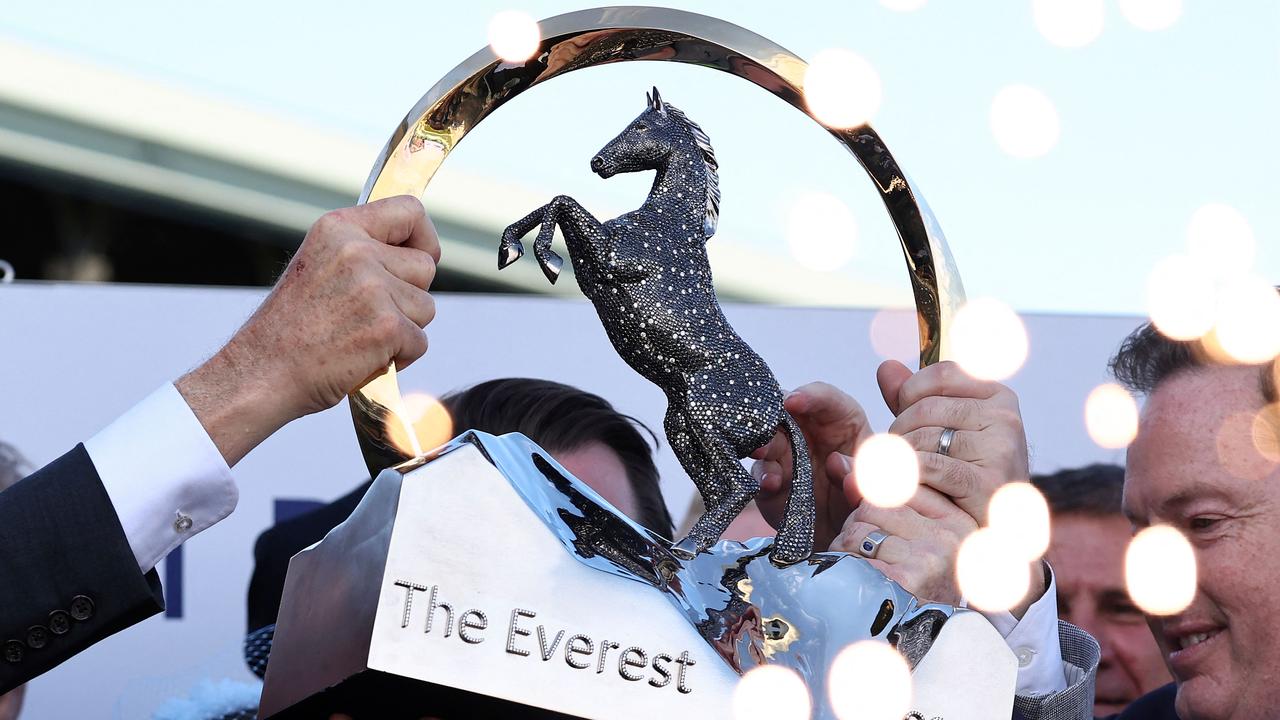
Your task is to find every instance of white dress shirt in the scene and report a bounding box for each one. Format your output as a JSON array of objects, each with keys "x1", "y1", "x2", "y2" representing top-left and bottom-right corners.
[
  {"x1": 78, "y1": 383, "x2": 1069, "y2": 697},
  {"x1": 84, "y1": 383, "x2": 237, "y2": 573},
  {"x1": 977, "y1": 568, "x2": 1069, "y2": 697}
]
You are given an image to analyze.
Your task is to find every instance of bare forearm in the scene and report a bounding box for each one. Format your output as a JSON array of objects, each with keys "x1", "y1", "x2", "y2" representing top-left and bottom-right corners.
[{"x1": 175, "y1": 338, "x2": 293, "y2": 467}]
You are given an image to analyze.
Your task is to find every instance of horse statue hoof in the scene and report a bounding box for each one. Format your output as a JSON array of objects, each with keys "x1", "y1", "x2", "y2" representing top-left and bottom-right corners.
[
  {"x1": 498, "y1": 241, "x2": 524, "y2": 269},
  {"x1": 670, "y1": 536, "x2": 700, "y2": 560},
  {"x1": 539, "y1": 253, "x2": 564, "y2": 284}
]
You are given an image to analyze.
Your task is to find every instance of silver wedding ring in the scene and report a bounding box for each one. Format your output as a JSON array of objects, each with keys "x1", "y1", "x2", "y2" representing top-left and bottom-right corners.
[
  {"x1": 858, "y1": 529, "x2": 890, "y2": 559},
  {"x1": 937, "y1": 427, "x2": 957, "y2": 457}
]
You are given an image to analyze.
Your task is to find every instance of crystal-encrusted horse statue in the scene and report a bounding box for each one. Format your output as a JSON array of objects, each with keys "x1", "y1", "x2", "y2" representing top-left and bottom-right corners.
[{"x1": 498, "y1": 88, "x2": 815, "y2": 564}]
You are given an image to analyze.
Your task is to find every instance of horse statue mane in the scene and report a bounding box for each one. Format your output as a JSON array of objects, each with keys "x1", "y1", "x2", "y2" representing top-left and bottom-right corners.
[
  {"x1": 497, "y1": 87, "x2": 815, "y2": 564},
  {"x1": 656, "y1": 94, "x2": 721, "y2": 238}
]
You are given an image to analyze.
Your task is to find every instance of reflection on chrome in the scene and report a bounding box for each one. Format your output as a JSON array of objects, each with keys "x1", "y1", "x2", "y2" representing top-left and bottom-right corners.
[
  {"x1": 399, "y1": 430, "x2": 955, "y2": 714},
  {"x1": 352, "y1": 6, "x2": 966, "y2": 481}
]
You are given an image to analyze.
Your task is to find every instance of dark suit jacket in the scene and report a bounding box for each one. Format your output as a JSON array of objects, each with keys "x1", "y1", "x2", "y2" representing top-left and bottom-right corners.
[
  {"x1": 1107, "y1": 683, "x2": 1178, "y2": 719},
  {"x1": 0, "y1": 445, "x2": 164, "y2": 693},
  {"x1": 246, "y1": 480, "x2": 371, "y2": 633}
]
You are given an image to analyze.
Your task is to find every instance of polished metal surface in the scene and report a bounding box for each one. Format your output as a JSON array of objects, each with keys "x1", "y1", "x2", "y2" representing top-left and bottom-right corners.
[
  {"x1": 468, "y1": 430, "x2": 954, "y2": 712},
  {"x1": 938, "y1": 425, "x2": 957, "y2": 457},
  {"x1": 350, "y1": 6, "x2": 966, "y2": 479},
  {"x1": 263, "y1": 430, "x2": 963, "y2": 718}
]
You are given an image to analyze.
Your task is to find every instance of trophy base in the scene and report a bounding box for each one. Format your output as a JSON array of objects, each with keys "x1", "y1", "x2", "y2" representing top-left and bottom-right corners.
[
  {"x1": 259, "y1": 431, "x2": 1015, "y2": 719},
  {"x1": 266, "y1": 670, "x2": 583, "y2": 720}
]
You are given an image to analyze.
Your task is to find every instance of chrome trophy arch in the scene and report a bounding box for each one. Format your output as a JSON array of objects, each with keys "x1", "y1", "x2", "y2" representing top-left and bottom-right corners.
[{"x1": 350, "y1": 5, "x2": 966, "y2": 478}]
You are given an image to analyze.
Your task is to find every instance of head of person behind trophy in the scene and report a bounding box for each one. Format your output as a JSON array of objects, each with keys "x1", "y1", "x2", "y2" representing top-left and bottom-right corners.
[
  {"x1": 1032, "y1": 463, "x2": 1172, "y2": 716},
  {"x1": 245, "y1": 377, "x2": 673, "y2": 646},
  {"x1": 442, "y1": 377, "x2": 673, "y2": 539},
  {"x1": 1111, "y1": 309, "x2": 1280, "y2": 720}
]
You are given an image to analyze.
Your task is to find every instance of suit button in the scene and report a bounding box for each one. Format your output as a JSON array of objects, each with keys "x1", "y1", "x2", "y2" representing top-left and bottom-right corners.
[
  {"x1": 69, "y1": 595, "x2": 95, "y2": 621},
  {"x1": 25, "y1": 626, "x2": 48, "y2": 650},
  {"x1": 48, "y1": 610, "x2": 71, "y2": 635},
  {"x1": 3, "y1": 640, "x2": 22, "y2": 664}
]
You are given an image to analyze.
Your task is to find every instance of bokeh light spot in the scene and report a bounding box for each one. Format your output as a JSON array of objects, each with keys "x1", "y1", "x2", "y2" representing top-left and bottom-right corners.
[
  {"x1": 869, "y1": 308, "x2": 920, "y2": 366},
  {"x1": 1033, "y1": 0, "x2": 1106, "y2": 47},
  {"x1": 1126, "y1": 525, "x2": 1196, "y2": 616},
  {"x1": 854, "y1": 433, "x2": 920, "y2": 508},
  {"x1": 786, "y1": 192, "x2": 858, "y2": 272},
  {"x1": 804, "y1": 49, "x2": 883, "y2": 129},
  {"x1": 1146, "y1": 254, "x2": 1217, "y2": 341},
  {"x1": 956, "y1": 528, "x2": 1032, "y2": 612},
  {"x1": 990, "y1": 84, "x2": 1061, "y2": 158},
  {"x1": 1216, "y1": 410, "x2": 1280, "y2": 481},
  {"x1": 828, "y1": 641, "x2": 912, "y2": 720},
  {"x1": 987, "y1": 483, "x2": 1051, "y2": 561},
  {"x1": 1252, "y1": 404, "x2": 1280, "y2": 465},
  {"x1": 1118, "y1": 0, "x2": 1183, "y2": 31},
  {"x1": 1085, "y1": 383, "x2": 1140, "y2": 449},
  {"x1": 733, "y1": 665, "x2": 811, "y2": 720},
  {"x1": 1211, "y1": 279, "x2": 1280, "y2": 364},
  {"x1": 386, "y1": 392, "x2": 454, "y2": 457},
  {"x1": 487, "y1": 10, "x2": 541, "y2": 63},
  {"x1": 948, "y1": 297, "x2": 1029, "y2": 381}
]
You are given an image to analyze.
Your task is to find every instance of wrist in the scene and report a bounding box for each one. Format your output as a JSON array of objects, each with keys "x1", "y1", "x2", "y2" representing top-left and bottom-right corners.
[
  {"x1": 1009, "y1": 560, "x2": 1048, "y2": 620},
  {"x1": 176, "y1": 337, "x2": 295, "y2": 467}
]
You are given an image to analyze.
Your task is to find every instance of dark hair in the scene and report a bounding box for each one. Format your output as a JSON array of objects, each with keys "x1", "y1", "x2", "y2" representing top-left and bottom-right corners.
[
  {"x1": 1031, "y1": 464, "x2": 1125, "y2": 518},
  {"x1": 439, "y1": 378, "x2": 673, "y2": 539},
  {"x1": 0, "y1": 441, "x2": 29, "y2": 492},
  {"x1": 1110, "y1": 291, "x2": 1280, "y2": 402}
]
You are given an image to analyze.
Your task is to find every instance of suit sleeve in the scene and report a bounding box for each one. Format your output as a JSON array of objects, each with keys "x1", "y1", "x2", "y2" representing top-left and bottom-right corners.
[
  {"x1": 0, "y1": 445, "x2": 164, "y2": 693},
  {"x1": 1011, "y1": 621, "x2": 1101, "y2": 720}
]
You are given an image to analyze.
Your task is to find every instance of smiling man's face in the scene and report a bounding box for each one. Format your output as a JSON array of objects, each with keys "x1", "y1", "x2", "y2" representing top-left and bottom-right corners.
[{"x1": 1123, "y1": 365, "x2": 1280, "y2": 720}]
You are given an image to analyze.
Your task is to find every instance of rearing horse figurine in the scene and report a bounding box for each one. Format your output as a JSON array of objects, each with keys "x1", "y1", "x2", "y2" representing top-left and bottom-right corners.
[{"x1": 498, "y1": 88, "x2": 815, "y2": 564}]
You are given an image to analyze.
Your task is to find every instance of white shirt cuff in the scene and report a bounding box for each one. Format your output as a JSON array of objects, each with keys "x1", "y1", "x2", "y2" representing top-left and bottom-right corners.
[
  {"x1": 85, "y1": 383, "x2": 238, "y2": 573},
  {"x1": 975, "y1": 562, "x2": 1068, "y2": 697}
]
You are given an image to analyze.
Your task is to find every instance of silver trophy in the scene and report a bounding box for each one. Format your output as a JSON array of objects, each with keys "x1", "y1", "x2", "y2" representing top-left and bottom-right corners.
[{"x1": 261, "y1": 7, "x2": 1014, "y2": 719}]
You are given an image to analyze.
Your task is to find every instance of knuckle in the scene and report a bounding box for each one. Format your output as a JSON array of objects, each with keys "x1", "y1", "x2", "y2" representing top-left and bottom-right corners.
[
  {"x1": 901, "y1": 428, "x2": 929, "y2": 451},
  {"x1": 943, "y1": 461, "x2": 976, "y2": 497},
  {"x1": 943, "y1": 398, "x2": 978, "y2": 427},
  {"x1": 842, "y1": 519, "x2": 870, "y2": 539},
  {"x1": 371, "y1": 313, "x2": 402, "y2": 343},
  {"x1": 315, "y1": 209, "x2": 349, "y2": 235},
  {"x1": 420, "y1": 291, "x2": 437, "y2": 324},
  {"x1": 395, "y1": 194, "x2": 425, "y2": 214},
  {"x1": 934, "y1": 360, "x2": 962, "y2": 384},
  {"x1": 355, "y1": 269, "x2": 384, "y2": 296},
  {"x1": 919, "y1": 450, "x2": 944, "y2": 474},
  {"x1": 916, "y1": 396, "x2": 946, "y2": 423},
  {"x1": 336, "y1": 237, "x2": 369, "y2": 265},
  {"x1": 993, "y1": 407, "x2": 1022, "y2": 430},
  {"x1": 407, "y1": 333, "x2": 429, "y2": 362}
]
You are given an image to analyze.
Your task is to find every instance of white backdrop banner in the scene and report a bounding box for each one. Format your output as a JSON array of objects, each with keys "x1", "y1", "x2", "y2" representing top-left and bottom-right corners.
[{"x1": 0, "y1": 283, "x2": 1141, "y2": 717}]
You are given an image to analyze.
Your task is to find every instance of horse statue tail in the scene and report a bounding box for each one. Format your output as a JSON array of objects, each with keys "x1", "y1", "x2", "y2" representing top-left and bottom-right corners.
[{"x1": 772, "y1": 412, "x2": 816, "y2": 564}]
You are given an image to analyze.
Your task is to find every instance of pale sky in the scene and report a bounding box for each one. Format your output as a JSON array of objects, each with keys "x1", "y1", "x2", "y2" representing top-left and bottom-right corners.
[{"x1": 3, "y1": 0, "x2": 1277, "y2": 316}]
